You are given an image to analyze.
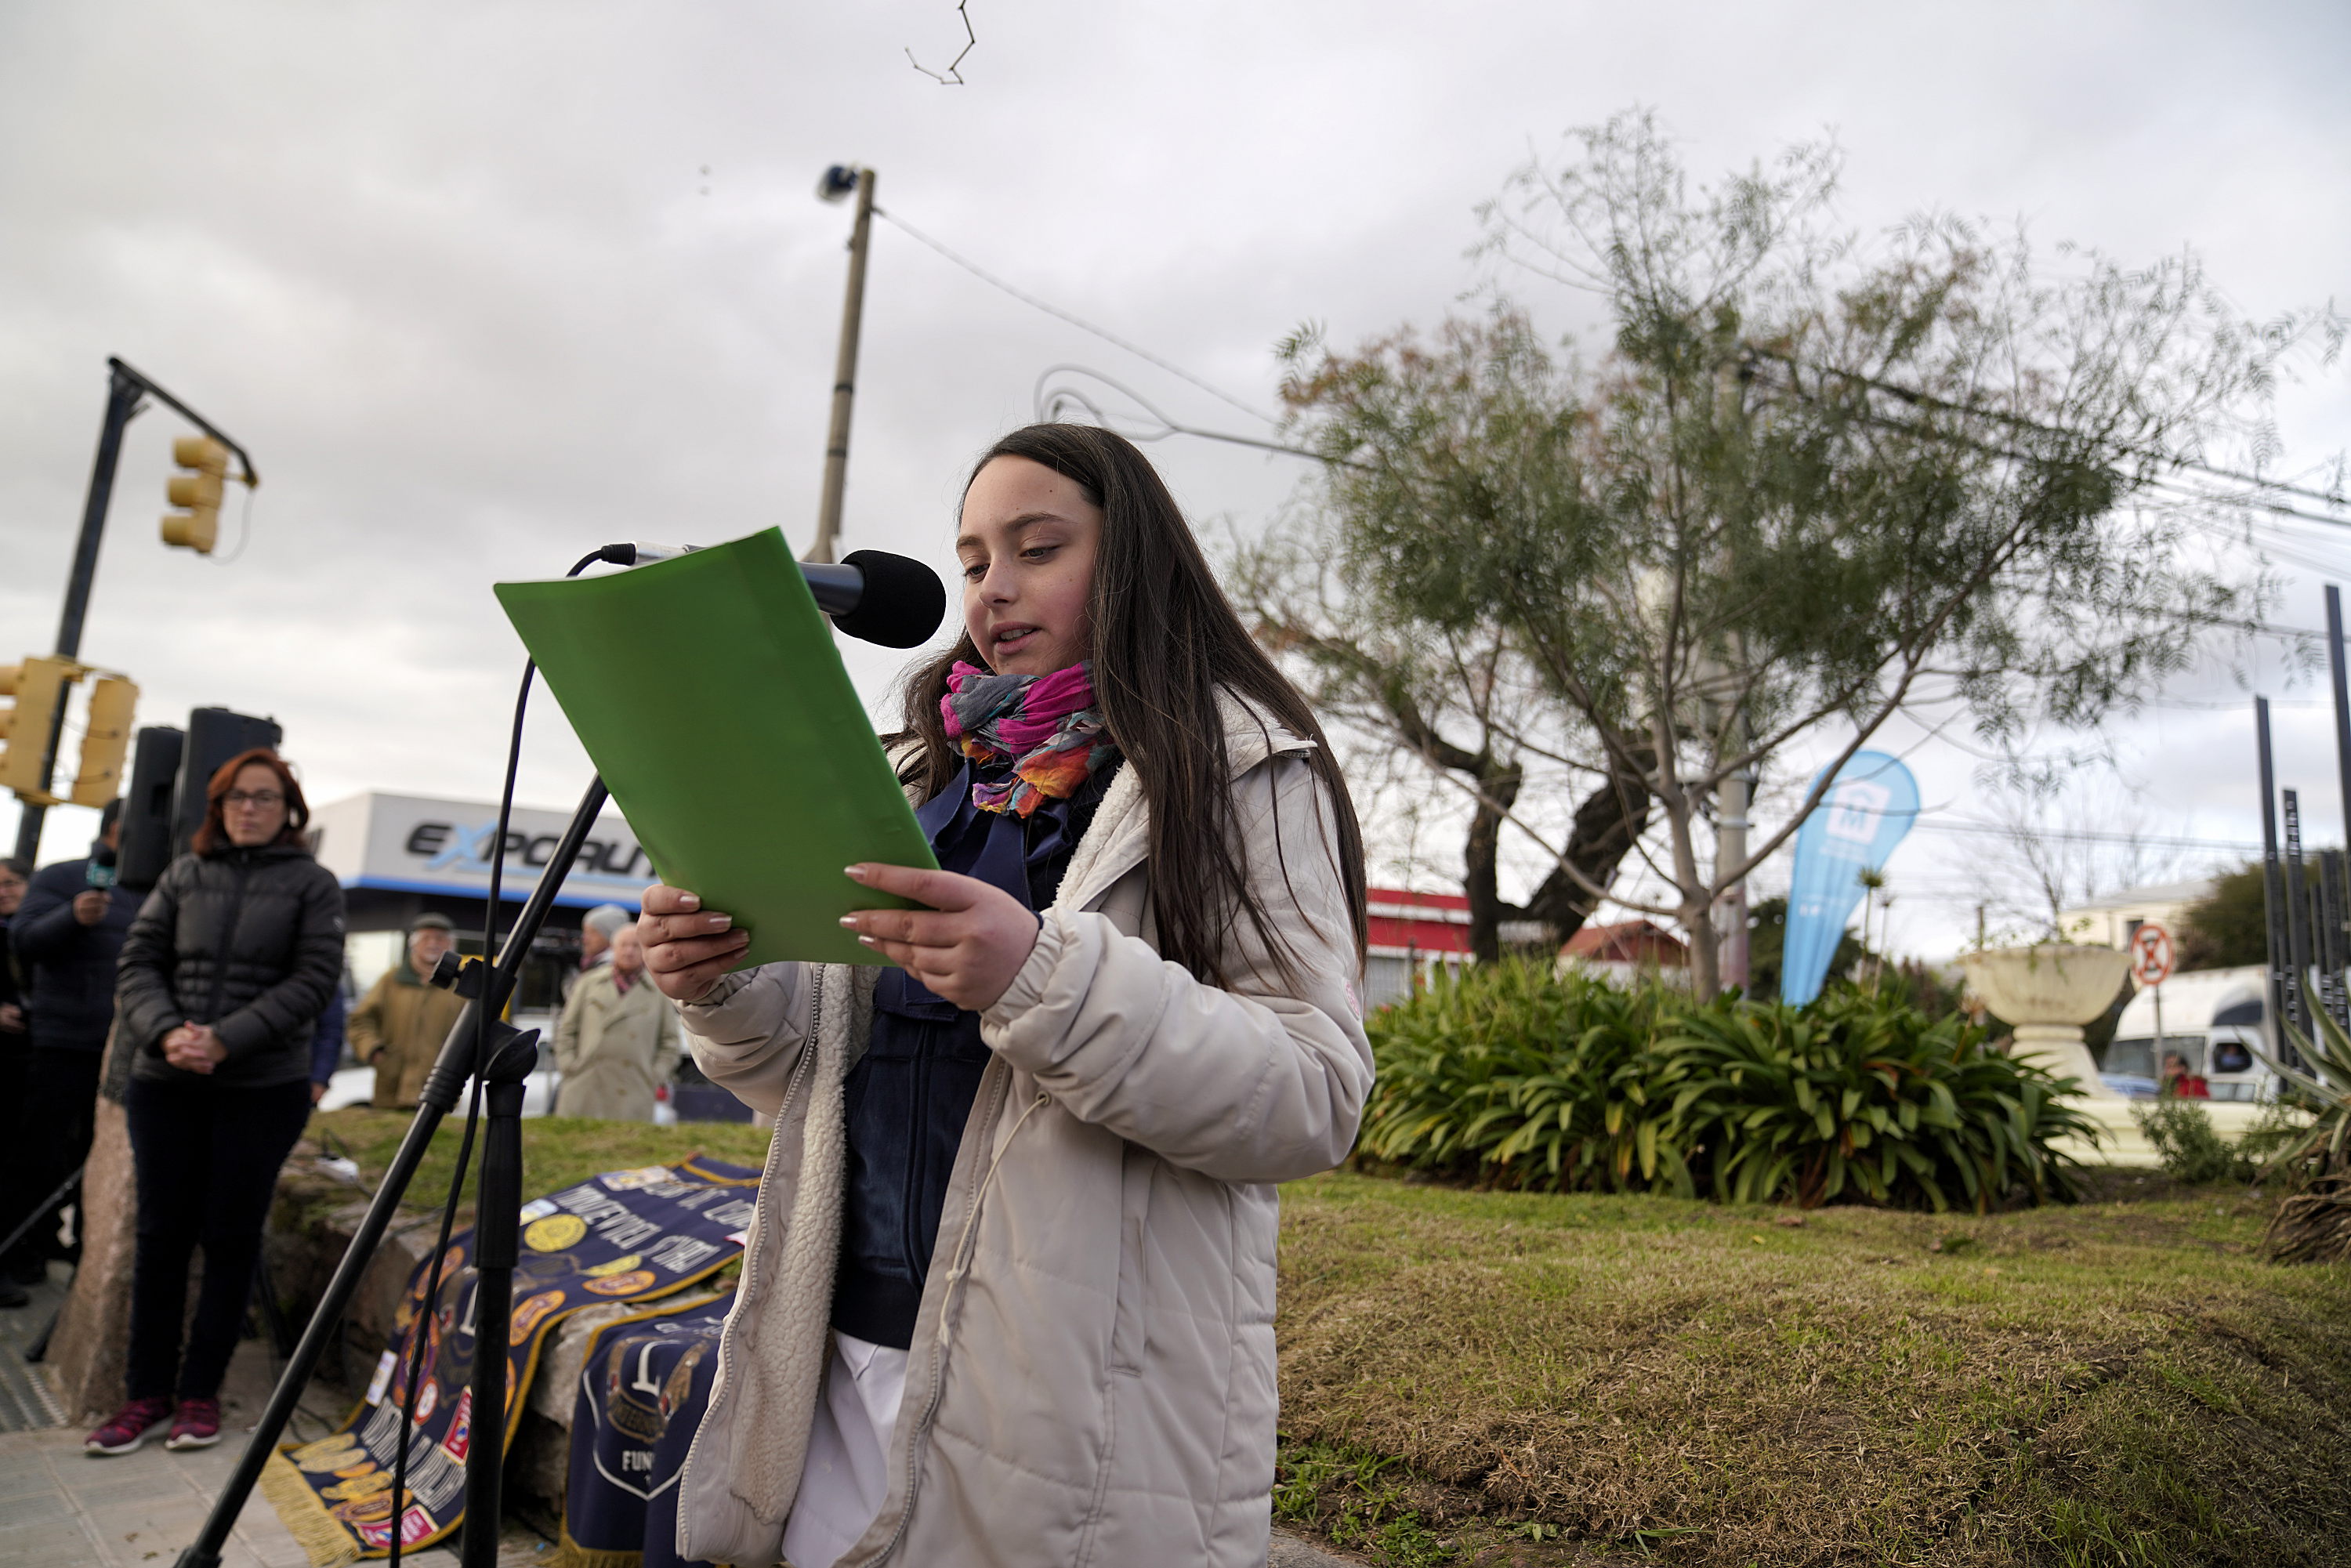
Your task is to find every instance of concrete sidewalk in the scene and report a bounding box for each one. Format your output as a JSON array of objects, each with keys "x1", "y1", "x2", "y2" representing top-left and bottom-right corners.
[
  {"x1": 0, "y1": 1415, "x2": 559, "y2": 1567},
  {"x1": 0, "y1": 1266, "x2": 553, "y2": 1568}
]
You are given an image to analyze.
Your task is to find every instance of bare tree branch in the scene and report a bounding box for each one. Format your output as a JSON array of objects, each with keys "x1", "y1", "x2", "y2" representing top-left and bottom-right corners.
[{"x1": 907, "y1": 0, "x2": 976, "y2": 85}]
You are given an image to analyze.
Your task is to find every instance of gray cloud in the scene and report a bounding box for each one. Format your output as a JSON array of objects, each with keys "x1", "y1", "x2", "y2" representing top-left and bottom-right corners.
[{"x1": 3, "y1": 0, "x2": 2345, "y2": 958}]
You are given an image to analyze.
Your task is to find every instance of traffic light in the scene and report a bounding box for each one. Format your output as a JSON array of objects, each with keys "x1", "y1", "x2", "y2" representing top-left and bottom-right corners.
[
  {"x1": 161, "y1": 435, "x2": 228, "y2": 553},
  {"x1": 69, "y1": 675, "x2": 139, "y2": 806},
  {"x1": 0, "y1": 658, "x2": 141, "y2": 806},
  {"x1": 0, "y1": 655, "x2": 75, "y2": 797}
]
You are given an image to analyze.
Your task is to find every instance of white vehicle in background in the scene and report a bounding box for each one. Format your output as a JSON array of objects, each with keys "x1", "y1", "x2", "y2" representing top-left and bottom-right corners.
[
  {"x1": 2102, "y1": 964, "x2": 2274, "y2": 1101},
  {"x1": 317, "y1": 1009, "x2": 562, "y2": 1116}
]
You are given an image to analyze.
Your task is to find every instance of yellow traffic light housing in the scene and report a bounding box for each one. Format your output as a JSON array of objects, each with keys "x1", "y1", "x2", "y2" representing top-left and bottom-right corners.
[
  {"x1": 161, "y1": 435, "x2": 229, "y2": 553},
  {"x1": 0, "y1": 655, "x2": 77, "y2": 798},
  {"x1": 71, "y1": 675, "x2": 139, "y2": 806},
  {"x1": 0, "y1": 657, "x2": 139, "y2": 806}
]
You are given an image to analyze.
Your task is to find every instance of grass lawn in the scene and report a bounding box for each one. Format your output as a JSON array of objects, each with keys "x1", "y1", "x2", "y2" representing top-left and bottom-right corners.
[
  {"x1": 1273, "y1": 1169, "x2": 2351, "y2": 1567},
  {"x1": 301, "y1": 1112, "x2": 2351, "y2": 1566}
]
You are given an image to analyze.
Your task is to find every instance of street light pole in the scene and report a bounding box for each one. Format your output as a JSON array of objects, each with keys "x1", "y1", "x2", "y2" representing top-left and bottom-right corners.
[{"x1": 809, "y1": 165, "x2": 877, "y2": 566}]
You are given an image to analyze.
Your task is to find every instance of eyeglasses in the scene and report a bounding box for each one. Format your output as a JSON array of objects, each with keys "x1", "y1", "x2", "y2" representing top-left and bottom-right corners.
[{"x1": 223, "y1": 790, "x2": 285, "y2": 808}]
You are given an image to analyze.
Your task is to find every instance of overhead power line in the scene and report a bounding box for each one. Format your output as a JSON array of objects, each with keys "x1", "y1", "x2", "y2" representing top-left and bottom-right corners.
[
  {"x1": 1747, "y1": 348, "x2": 2351, "y2": 517},
  {"x1": 871, "y1": 205, "x2": 1279, "y2": 429},
  {"x1": 1909, "y1": 820, "x2": 2263, "y2": 853}
]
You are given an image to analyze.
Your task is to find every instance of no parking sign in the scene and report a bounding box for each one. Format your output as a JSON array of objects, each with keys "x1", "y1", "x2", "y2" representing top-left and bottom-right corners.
[{"x1": 2131, "y1": 922, "x2": 2174, "y2": 988}]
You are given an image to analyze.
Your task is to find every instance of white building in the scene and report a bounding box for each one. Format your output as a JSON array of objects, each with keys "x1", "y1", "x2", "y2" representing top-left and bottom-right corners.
[
  {"x1": 308, "y1": 791, "x2": 650, "y2": 1005},
  {"x1": 2056, "y1": 878, "x2": 2215, "y2": 954}
]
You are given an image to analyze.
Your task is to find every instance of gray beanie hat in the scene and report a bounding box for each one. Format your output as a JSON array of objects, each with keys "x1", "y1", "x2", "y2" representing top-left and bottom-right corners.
[{"x1": 581, "y1": 904, "x2": 634, "y2": 940}]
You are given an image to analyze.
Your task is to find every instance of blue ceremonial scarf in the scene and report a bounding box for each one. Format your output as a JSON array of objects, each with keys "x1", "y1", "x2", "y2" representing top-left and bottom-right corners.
[
  {"x1": 560, "y1": 1293, "x2": 735, "y2": 1567},
  {"x1": 263, "y1": 1157, "x2": 758, "y2": 1560}
]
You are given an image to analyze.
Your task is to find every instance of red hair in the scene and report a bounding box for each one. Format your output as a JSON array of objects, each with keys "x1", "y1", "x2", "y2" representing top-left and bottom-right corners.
[{"x1": 190, "y1": 748, "x2": 310, "y2": 855}]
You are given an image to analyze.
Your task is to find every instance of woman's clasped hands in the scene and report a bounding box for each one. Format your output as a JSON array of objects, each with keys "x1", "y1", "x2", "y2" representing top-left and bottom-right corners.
[
  {"x1": 160, "y1": 1021, "x2": 227, "y2": 1073},
  {"x1": 638, "y1": 864, "x2": 1041, "y2": 1013}
]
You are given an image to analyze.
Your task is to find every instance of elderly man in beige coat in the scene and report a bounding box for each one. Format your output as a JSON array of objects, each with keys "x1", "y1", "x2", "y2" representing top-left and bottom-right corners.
[{"x1": 552, "y1": 924, "x2": 679, "y2": 1120}]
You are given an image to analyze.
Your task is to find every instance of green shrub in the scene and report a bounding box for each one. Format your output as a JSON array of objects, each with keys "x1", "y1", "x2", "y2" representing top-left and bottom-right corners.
[
  {"x1": 2260, "y1": 1009, "x2": 2351, "y2": 1181},
  {"x1": 1357, "y1": 961, "x2": 1679, "y2": 1192},
  {"x1": 1661, "y1": 987, "x2": 2096, "y2": 1209},
  {"x1": 1360, "y1": 965, "x2": 2098, "y2": 1211},
  {"x1": 2131, "y1": 1097, "x2": 2257, "y2": 1184}
]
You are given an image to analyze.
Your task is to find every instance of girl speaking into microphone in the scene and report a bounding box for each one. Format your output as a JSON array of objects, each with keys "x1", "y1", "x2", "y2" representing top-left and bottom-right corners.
[{"x1": 639, "y1": 423, "x2": 1370, "y2": 1568}]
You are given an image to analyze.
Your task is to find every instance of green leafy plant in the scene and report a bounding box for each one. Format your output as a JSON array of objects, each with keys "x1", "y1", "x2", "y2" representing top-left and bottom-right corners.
[
  {"x1": 1360, "y1": 965, "x2": 2097, "y2": 1210},
  {"x1": 1661, "y1": 987, "x2": 2096, "y2": 1210},
  {"x1": 1357, "y1": 961, "x2": 1683, "y2": 1193},
  {"x1": 2251, "y1": 1012, "x2": 2351, "y2": 1262},
  {"x1": 2251, "y1": 1010, "x2": 2351, "y2": 1177},
  {"x1": 2130, "y1": 1097, "x2": 2258, "y2": 1184}
]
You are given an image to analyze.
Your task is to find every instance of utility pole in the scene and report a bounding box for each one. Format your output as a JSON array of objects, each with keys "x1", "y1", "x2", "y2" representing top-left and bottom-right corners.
[
  {"x1": 11, "y1": 358, "x2": 256, "y2": 863},
  {"x1": 1716, "y1": 765, "x2": 1751, "y2": 990},
  {"x1": 2257, "y1": 698, "x2": 2289, "y2": 1048},
  {"x1": 809, "y1": 165, "x2": 878, "y2": 566}
]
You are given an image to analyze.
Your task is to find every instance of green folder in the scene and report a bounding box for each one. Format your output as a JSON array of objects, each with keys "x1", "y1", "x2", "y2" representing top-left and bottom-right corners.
[{"x1": 494, "y1": 527, "x2": 938, "y2": 970}]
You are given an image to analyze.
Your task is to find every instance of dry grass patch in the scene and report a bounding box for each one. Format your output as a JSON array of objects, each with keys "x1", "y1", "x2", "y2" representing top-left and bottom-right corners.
[{"x1": 1277, "y1": 1170, "x2": 2351, "y2": 1566}]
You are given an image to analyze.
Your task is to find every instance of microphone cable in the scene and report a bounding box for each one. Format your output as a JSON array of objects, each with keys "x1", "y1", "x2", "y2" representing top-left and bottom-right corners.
[{"x1": 385, "y1": 545, "x2": 618, "y2": 1566}]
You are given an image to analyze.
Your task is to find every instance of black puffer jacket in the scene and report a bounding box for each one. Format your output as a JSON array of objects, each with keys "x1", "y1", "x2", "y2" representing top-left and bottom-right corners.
[{"x1": 116, "y1": 843, "x2": 346, "y2": 1088}]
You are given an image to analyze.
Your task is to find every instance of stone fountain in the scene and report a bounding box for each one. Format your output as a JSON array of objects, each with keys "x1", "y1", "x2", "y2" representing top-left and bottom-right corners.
[{"x1": 1958, "y1": 943, "x2": 2133, "y2": 1097}]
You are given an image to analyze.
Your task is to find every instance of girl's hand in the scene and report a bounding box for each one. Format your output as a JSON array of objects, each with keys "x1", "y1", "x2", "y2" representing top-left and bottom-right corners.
[
  {"x1": 840, "y1": 864, "x2": 1039, "y2": 1012},
  {"x1": 162, "y1": 1022, "x2": 226, "y2": 1073},
  {"x1": 639, "y1": 883, "x2": 752, "y2": 1003}
]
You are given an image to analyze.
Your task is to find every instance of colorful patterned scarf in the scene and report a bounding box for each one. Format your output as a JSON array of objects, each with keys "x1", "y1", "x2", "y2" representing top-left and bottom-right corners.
[{"x1": 941, "y1": 661, "x2": 1118, "y2": 817}]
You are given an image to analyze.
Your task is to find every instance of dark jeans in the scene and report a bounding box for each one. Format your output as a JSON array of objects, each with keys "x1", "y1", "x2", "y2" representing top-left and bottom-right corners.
[
  {"x1": 0, "y1": 1048, "x2": 101, "y2": 1274},
  {"x1": 125, "y1": 1074, "x2": 312, "y2": 1401}
]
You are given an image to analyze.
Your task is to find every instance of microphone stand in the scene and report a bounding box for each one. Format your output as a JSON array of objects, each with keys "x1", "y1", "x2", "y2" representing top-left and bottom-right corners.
[{"x1": 176, "y1": 775, "x2": 610, "y2": 1568}]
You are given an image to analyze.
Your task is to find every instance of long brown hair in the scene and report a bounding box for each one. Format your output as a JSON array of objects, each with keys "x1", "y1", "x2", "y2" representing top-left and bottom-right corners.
[
  {"x1": 190, "y1": 748, "x2": 310, "y2": 856},
  {"x1": 895, "y1": 423, "x2": 1367, "y2": 987}
]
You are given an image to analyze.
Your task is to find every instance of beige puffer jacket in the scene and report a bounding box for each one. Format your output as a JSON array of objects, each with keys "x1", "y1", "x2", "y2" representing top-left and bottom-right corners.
[{"x1": 670, "y1": 706, "x2": 1370, "y2": 1567}]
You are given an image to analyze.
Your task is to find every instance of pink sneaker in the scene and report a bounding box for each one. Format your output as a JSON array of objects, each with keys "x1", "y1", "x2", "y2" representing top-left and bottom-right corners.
[
  {"x1": 85, "y1": 1396, "x2": 174, "y2": 1456},
  {"x1": 165, "y1": 1397, "x2": 223, "y2": 1450}
]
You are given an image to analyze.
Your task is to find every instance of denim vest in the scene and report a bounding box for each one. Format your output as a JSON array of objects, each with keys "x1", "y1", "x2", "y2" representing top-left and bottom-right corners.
[{"x1": 830, "y1": 757, "x2": 1117, "y2": 1348}]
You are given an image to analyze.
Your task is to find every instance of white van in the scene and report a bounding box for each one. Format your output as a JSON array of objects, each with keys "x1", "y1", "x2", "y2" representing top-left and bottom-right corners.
[{"x1": 2103, "y1": 965, "x2": 2273, "y2": 1101}]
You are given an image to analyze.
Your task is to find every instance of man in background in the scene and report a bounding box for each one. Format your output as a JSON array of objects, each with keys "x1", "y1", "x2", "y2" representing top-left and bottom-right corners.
[
  {"x1": 565, "y1": 903, "x2": 632, "y2": 1003},
  {"x1": 347, "y1": 913, "x2": 465, "y2": 1110},
  {"x1": 2, "y1": 802, "x2": 139, "y2": 1303},
  {"x1": 554, "y1": 923, "x2": 676, "y2": 1121}
]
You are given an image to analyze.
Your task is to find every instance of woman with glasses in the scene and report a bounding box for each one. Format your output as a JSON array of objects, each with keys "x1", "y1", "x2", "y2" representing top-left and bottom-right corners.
[{"x1": 91, "y1": 749, "x2": 346, "y2": 1456}]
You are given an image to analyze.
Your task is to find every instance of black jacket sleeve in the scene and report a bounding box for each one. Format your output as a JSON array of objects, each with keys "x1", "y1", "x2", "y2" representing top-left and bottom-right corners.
[
  {"x1": 113, "y1": 865, "x2": 191, "y2": 1053},
  {"x1": 212, "y1": 865, "x2": 346, "y2": 1059},
  {"x1": 10, "y1": 867, "x2": 87, "y2": 964}
]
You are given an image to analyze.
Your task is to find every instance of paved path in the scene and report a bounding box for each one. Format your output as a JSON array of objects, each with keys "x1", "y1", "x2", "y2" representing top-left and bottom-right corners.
[
  {"x1": 0, "y1": 1273, "x2": 549, "y2": 1568},
  {"x1": 1, "y1": 1418, "x2": 331, "y2": 1568},
  {"x1": 0, "y1": 1416, "x2": 557, "y2": 1567}
]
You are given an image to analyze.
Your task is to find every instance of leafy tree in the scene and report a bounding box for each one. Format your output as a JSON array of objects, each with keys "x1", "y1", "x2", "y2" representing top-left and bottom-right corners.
[
  {"x1": 1239, "y1": 574, "x2": 1650, "y2": 960},
  {"x1": 2179, "y1": 860, "x2": 2283, "y2": 971},
  {"x1": 1264, "y1": 110, "x2": 2328, "y2": 997}
]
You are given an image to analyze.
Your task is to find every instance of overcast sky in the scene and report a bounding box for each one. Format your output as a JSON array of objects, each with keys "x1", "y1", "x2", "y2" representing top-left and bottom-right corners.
[{"x1": 3, "y1": 1, "x2": 2346, "y2": 959}]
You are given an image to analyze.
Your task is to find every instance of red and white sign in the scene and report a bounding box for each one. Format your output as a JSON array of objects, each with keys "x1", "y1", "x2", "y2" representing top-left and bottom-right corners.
[{"x1": 2130, "y1": 923, "x2": 2175, "y2": 987}]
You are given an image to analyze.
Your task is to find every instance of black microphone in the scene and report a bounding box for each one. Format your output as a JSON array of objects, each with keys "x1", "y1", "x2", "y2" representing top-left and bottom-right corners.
[
  {"x1": 810, "y1": 551, "x2": 950, "y2": 647},
  {"x1": 616, "y1": 543, "x2": 947, "y2": 648}
]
